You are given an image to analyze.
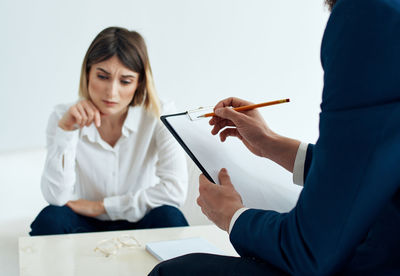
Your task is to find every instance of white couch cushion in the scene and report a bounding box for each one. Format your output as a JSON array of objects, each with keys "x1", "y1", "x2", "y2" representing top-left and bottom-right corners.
[{"x1": 0, "y1": 148, "x2": 47, "y2": 276}]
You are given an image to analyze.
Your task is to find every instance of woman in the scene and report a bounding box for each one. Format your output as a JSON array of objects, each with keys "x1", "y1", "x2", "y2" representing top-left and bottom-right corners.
[{"x1": 30, "y1": 27, "x2": 188, "y2": 235}]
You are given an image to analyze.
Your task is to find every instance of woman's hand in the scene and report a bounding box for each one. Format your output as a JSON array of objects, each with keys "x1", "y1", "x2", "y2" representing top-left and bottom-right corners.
[
  {"x1": 66, "y1": 199, "x2": 106, "y2": 217},
  {"x1": 209, "y1": 97, "x2": 277, "y2": 158},
  {"x1": 58, "y1": 99, "x2": 101, "y2": 131}
]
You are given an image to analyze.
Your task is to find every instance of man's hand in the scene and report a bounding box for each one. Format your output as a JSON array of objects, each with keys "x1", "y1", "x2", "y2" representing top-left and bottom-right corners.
[
  {"x1": 210, "y1": 97, "x2": 301, "y2": 173},
  {"x1": 66, "y1": 199, "x2": 105, "y2": 217},
  {"x1": 209, "y1": 97, "x2": 275, "y2": 158},
  {"x1": 197, "y1": 168, "x2": 244, "y2": 232}
]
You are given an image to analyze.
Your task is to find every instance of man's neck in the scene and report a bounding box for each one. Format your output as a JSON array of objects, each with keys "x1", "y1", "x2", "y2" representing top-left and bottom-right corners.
[{"x1": 325, "y1": 0, "x2": 337, "y2": 11}]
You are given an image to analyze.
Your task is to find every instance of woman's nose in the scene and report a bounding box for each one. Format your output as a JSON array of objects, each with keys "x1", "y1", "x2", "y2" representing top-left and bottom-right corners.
[{"x1": 106, "y1": 81, "x2": 119, "y2": 98}]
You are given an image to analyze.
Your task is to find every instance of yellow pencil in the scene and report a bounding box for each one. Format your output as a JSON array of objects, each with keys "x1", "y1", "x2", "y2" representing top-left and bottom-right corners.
[{"x1": 198, "y1": 98, "x2": 290, "y2": 118}]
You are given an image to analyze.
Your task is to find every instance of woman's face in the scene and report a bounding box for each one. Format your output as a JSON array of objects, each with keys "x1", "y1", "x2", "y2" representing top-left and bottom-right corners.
[{"x1": 88, "y1": 55, "x2": 139, "y2": 116}]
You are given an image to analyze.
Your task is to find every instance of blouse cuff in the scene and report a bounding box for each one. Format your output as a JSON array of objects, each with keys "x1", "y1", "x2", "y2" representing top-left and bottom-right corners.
[
  {"x1": 292, "y1": 142, "x2": 309, "y2": 186},
  {"x1": 103, "y1": 196, "x2": 122, "y2": 220}
]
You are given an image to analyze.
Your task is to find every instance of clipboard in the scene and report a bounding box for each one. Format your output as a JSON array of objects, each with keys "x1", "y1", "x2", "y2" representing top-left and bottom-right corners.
[{"x1": 161, "y1": 109, "x2": 302, "y2": 212}]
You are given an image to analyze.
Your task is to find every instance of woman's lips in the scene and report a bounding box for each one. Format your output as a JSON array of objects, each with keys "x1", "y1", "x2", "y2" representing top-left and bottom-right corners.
[{"x1": 102, "y1": 100, "x2": 117, "y2": 107}]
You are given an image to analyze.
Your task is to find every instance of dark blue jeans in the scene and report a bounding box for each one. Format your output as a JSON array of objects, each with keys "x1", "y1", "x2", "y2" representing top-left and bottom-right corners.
[{"x1": 30, "y1": 205, "x2": 188, "y2": 236}]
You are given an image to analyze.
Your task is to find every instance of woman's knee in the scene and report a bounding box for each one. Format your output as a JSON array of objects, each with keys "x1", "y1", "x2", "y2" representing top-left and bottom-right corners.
[
  {"x1": 29, "y1": 205, "x2": 75, "y2": 236},
  {"x1": 145, "y1": 205, "x2": 189, "y2": 228}
]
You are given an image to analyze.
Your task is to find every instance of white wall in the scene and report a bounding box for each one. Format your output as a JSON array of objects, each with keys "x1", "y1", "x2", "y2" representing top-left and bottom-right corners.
[{"x1": 0, "y1": 0, "x2": 330, "y2": 152}]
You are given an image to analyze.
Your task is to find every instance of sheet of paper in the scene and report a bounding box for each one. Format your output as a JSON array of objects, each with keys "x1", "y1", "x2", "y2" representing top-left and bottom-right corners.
[
  {"x1": 146, "y1": 237, "x2": 225, "y2": 261},
  {"x1": 163, "y1": 114, "x2": 302, "y2": 212}
]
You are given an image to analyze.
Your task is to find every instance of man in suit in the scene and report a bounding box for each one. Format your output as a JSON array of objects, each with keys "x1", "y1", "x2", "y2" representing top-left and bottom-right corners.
[{"x1": 149, "y1": 0, "x2": 400, "y2": 274}]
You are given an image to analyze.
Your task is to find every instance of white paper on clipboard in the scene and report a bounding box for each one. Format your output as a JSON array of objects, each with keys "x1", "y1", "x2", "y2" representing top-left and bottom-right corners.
[{"x1": 161, "y1": 111, "x2": 302, "y2": 212}]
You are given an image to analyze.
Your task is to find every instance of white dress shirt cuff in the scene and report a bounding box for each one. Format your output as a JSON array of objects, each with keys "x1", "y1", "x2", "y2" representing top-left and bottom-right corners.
[
  {"x1": 292, "y1": 142, "x2": 308, "y2": 186},
  {"x1": 228, "y1": 207, "x2": 249, "y2": 234},
  {"x1": 103, "y1": 196, "x2": 122, "y2": 220},
  {"x1": 54, "y1": 126, "x2": 79, "y2": 149}
]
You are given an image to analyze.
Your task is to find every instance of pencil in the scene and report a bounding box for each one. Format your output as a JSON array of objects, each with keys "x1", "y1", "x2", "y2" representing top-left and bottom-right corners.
[{"x1": 198, "y1": 98, "x2": 290, "y2": 118}]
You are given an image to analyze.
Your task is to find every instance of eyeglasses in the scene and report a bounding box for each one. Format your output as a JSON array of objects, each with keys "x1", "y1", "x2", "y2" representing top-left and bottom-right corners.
[{"x1": 94, "y1": 234, "x2": 141, "y2": 257}]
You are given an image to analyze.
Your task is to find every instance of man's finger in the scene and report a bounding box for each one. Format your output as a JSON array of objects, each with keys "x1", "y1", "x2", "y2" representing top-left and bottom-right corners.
[
  {"x1": 219, "y1": 128, "x2": 240, "y2": 142},
  {"x1": 196, "y1": 195, "x2": 204, "y2": 208},
  {"x1": 199, "y1": 175, "x2": 213, "y2": 196},
  {"x1": 214, "y1": 97, "x2": 253, "y2": 110},
  {"x1": 209, "y1": 116, "x2": 233, "y2": 127},
  {"x1": 199, "y1": 174, "x2": 215, "y2": 187},
  {"x1": 210, "y1": 119, "x2": 235, "y2": 135},
  {"x1": 218, "y1": 168, "x2": 234, "y2": 188},
  {"x1": 214, "y1": 106, "x2": 245, "y2": 126},
  {"x1": 197, "y1": 195, "x2": 211, "y2": 218}
]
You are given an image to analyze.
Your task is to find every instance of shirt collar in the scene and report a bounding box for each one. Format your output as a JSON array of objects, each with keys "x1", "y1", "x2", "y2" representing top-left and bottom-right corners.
[
  {"x1": 80, "y1": 105, "x2": 142, "y2": 142},
  {"x1": 80, "y1": 122, "x2": 98, "y2": 143},
  {"x1": 122, "y1": 105, "x2": 142, "y2": 135}
]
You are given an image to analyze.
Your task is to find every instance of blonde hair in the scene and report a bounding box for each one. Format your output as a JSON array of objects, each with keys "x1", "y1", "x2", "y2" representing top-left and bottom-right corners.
[{"x1": 78, "y1": 27, "x2": 160, "y2": 117}]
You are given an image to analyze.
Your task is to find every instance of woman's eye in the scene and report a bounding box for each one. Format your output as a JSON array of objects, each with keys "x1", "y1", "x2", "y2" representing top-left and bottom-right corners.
[
  {"x1": 97, "y1": 75, "x2": 108, "y2": 80},
  {"x1": 121, "y1": 80, "x2": 131, "y2": 85}
]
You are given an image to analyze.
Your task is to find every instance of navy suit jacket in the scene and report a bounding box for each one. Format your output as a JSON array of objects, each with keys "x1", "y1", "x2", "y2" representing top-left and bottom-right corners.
[{"x1": 230, "y1": 0, "x2": 400, "y2": 275}]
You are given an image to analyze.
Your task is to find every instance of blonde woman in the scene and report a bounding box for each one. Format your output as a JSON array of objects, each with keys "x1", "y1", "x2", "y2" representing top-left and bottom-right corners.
[{"x1": 30, "y1": 27, "x2": 188, "y2": 235}]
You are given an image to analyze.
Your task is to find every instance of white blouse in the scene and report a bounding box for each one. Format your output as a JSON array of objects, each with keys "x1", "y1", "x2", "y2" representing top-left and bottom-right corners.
[{"x1": 41, "y1": 101, "x2": 188, "y2": 222}]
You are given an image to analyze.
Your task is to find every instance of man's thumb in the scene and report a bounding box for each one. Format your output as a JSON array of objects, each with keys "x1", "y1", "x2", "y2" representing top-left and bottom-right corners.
[{"x1": 218, "y1": 168, "x2": 234, "y2": 187}]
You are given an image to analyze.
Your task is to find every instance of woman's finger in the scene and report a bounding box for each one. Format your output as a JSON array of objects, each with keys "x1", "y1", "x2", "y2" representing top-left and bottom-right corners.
[
  {"x1": 86, "y1": 101, "x2": 101, "y2": 127},
  {"x1": 76, "y1": 103, "x2": 88, "y2": 127},
  {"x1": 70, "y1": 106, "x2": 82, "y2": 126},
  {"x1": 81, "y1": 101, "x2": 95, "y2": 126}
]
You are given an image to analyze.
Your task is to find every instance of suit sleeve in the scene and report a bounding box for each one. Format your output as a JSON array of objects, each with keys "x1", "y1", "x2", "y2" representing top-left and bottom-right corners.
[
  {"x1": 303, "y1": 144, "x2": 314, "y2": 183},
  {"x1": 229, "y1": 0, "x2": 400, "y2": 275}
]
